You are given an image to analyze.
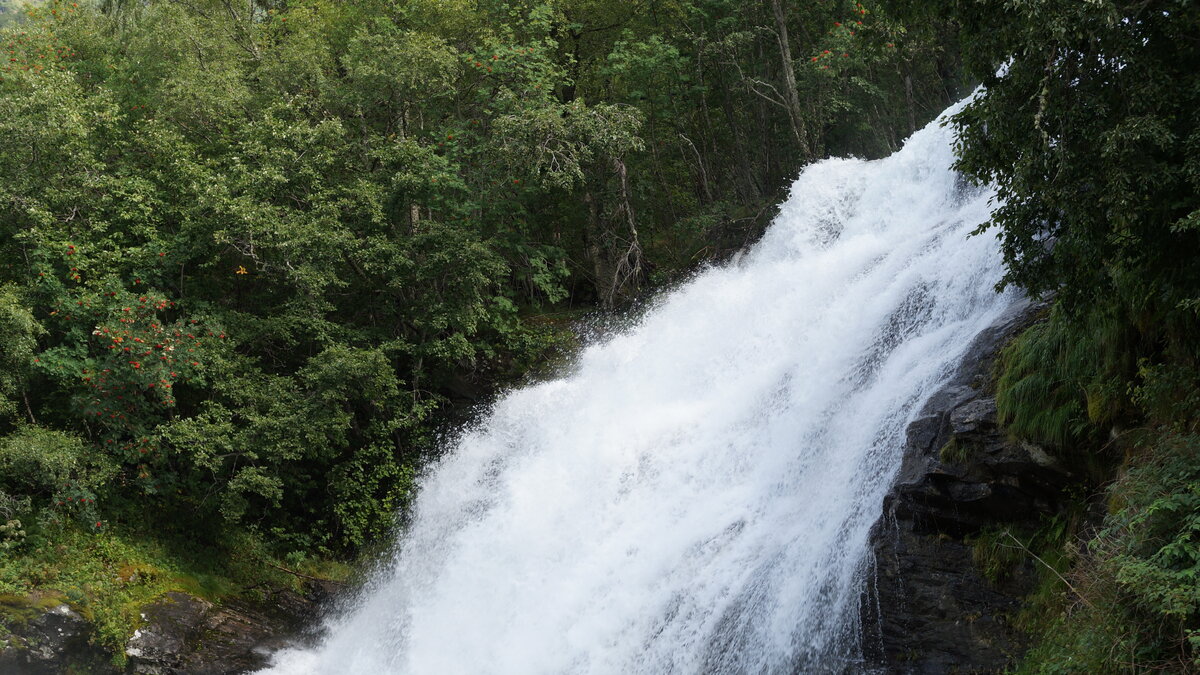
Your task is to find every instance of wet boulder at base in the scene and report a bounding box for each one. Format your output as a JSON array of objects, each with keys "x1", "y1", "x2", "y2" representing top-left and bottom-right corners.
[{"x1": 861, "y1": 300, "x2": 1073, "y2": 673}]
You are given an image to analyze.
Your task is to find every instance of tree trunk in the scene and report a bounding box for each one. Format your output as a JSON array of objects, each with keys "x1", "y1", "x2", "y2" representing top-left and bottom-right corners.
[
  {"x1": 582, "y1": 190, "x2": 609, "y2": 304},
  {"x1": 606, "y1": 157, "x2": 644, "y2": 306},
  {"x1": 409, "y1": 204, "x2": 421, "y2": 233},
  {"x1": 904, "y1": 71, "x2": 917, "y2": 136},
  {"x1": 581, "y1": 160, "x2": 644, "y2": 310},
  {"x1": 769, "y1": 0, "x2": 811, "y2": 160}
]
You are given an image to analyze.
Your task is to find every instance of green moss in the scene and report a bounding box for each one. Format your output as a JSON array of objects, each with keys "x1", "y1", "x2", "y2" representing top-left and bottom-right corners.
[{"x1": 0, "y1": 589, "x2": 68, "y2": 629}]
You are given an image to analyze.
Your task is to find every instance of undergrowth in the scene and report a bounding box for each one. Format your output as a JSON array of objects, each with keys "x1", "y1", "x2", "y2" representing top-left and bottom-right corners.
[
  {"x1": 992, "y1": 300, "x2": 1200, "y2": 673},
  {"x1": 939, "y1": 435, "x2": 974, "y2": 464},
  {"x1": 1015, "y1": 432, "x2": 1200, "y2": 673},
  {"x1": 968, "y1": 512, "x2": 1075, "y2": 587}
]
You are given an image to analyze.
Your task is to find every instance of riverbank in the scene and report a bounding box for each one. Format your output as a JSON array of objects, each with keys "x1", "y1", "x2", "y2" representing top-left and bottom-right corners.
[{"x1": 0, "y1": 524, "x2": 346, "y2": 672}]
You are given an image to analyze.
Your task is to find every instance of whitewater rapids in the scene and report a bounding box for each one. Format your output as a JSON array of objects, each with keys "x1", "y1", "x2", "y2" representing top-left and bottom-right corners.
[{"x1": 263, "y1": 97, "x2": 1015, "y2": 674}]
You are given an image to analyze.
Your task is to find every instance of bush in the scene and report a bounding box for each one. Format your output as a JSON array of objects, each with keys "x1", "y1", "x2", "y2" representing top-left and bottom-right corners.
[
  {"x1": 993, "y1": 309, "x2": 1200, "y2": 672},
  {"x1": 0, "y1": 426, "x2": 112, "y2": 496},
  {"x1": 1102, "y1": 432, "x2": 1200, "y2": 668},
  {"x1": 0, "y1": 426, "x2": 114, "y2": 526}
]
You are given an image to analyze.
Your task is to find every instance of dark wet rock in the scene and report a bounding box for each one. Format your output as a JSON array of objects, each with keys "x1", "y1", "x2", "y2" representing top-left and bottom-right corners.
[
  {"x1": 126, "y1": 587, "x2": 324, "y2": 674},
  {"x1": 125, "y1": 592, "x2": 209, "y2": 672},
  {"x1": 0, "y1": 596, "x2": 116, "y2": 674},
  {"x1": 862, "y1": 299, "x2": 1071, "y2": 674}
]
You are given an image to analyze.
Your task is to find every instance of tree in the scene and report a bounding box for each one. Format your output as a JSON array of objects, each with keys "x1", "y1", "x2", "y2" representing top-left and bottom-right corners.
[{"x1": 943, "y1": 0, "x2": 1200, "y2": 330}]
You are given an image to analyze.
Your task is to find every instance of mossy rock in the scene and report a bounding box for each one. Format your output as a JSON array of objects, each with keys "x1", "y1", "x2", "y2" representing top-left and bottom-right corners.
[
  {"x1": 0, "y1": 590, "x2": 69, "y2": 629},
  {"x1": 0, "y1": 591, "x2": 115, "y2": 674}
]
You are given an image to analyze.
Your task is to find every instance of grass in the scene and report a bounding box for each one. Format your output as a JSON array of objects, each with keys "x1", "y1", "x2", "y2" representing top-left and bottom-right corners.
[
  {"x1": 939, "y1": 435, "x2": 978, "y2": 464},
  {"x1": 988, "y1": 301, "x2": 1200, "y2": 672},
  {"x1": 966, "y1": 527, "x2": 1032, "y2": 584},
  {"x1": 994, "y1": 306, "x2": 1130, "y2": 438}
]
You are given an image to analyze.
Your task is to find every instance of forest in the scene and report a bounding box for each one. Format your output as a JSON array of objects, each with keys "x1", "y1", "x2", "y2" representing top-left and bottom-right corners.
[{"x1": 0, "y1": 0, "x2": 1197, "y2": 671}]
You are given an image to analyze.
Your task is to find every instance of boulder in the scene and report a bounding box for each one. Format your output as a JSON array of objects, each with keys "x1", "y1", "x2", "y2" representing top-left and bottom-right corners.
[
  {"x1": 861, "y1": 300, "x2": 1072, "y2": 673},
  {"x1": 0, "y1": 594, "x2": 116, "y2": 674},
  {"x1": 126, "y1": 587, "x2": 324, "y2": 674}
]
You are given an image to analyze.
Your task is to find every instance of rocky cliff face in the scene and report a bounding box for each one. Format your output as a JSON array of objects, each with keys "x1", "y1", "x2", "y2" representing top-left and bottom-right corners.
[{"x1": 861, "y1": 300, "x2": 1072, "y2": 673}]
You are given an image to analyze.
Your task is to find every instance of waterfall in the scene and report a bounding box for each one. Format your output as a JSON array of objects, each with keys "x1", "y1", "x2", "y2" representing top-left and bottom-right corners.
[{"x1": 262, "y1": 97, "x2": 1016, "y2": 674}]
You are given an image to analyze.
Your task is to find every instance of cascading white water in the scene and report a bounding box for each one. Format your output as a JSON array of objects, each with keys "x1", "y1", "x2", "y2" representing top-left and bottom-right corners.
[{"x1": 263, "y1": 97, "x2": 1016, "y2": 675}]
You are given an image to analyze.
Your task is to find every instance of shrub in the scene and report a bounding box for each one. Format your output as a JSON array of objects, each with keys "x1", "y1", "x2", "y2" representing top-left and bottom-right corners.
[
  {"x1": 0, "y1": 426, "x2": 114, "y2": 525},
  {"x1": 0, "y1": 285, "x2": 44, "y2": 426}
]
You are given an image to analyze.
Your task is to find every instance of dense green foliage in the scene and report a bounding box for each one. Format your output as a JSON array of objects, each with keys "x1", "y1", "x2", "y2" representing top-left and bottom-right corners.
[
  {"x1": 0, "y1": 0, "x2": 957, "y2": 609},
  {"x1": 915, "y1": 0, "x2": 1200, "y2": 669},
  {"x1": 951, "y1": 1, "x2": 1200, "y2": 322}
]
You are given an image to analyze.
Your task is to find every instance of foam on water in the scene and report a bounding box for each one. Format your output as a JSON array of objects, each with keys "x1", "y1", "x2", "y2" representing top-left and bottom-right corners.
[{"x1": 262, "y1": 97, "x2": 1014, "y2": 674}]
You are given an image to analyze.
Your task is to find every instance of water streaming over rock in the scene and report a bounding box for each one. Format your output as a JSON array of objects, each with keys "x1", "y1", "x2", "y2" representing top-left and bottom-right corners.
[{"x1": 262, "y1": 97, "x2": 1016, "y2": 674}]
